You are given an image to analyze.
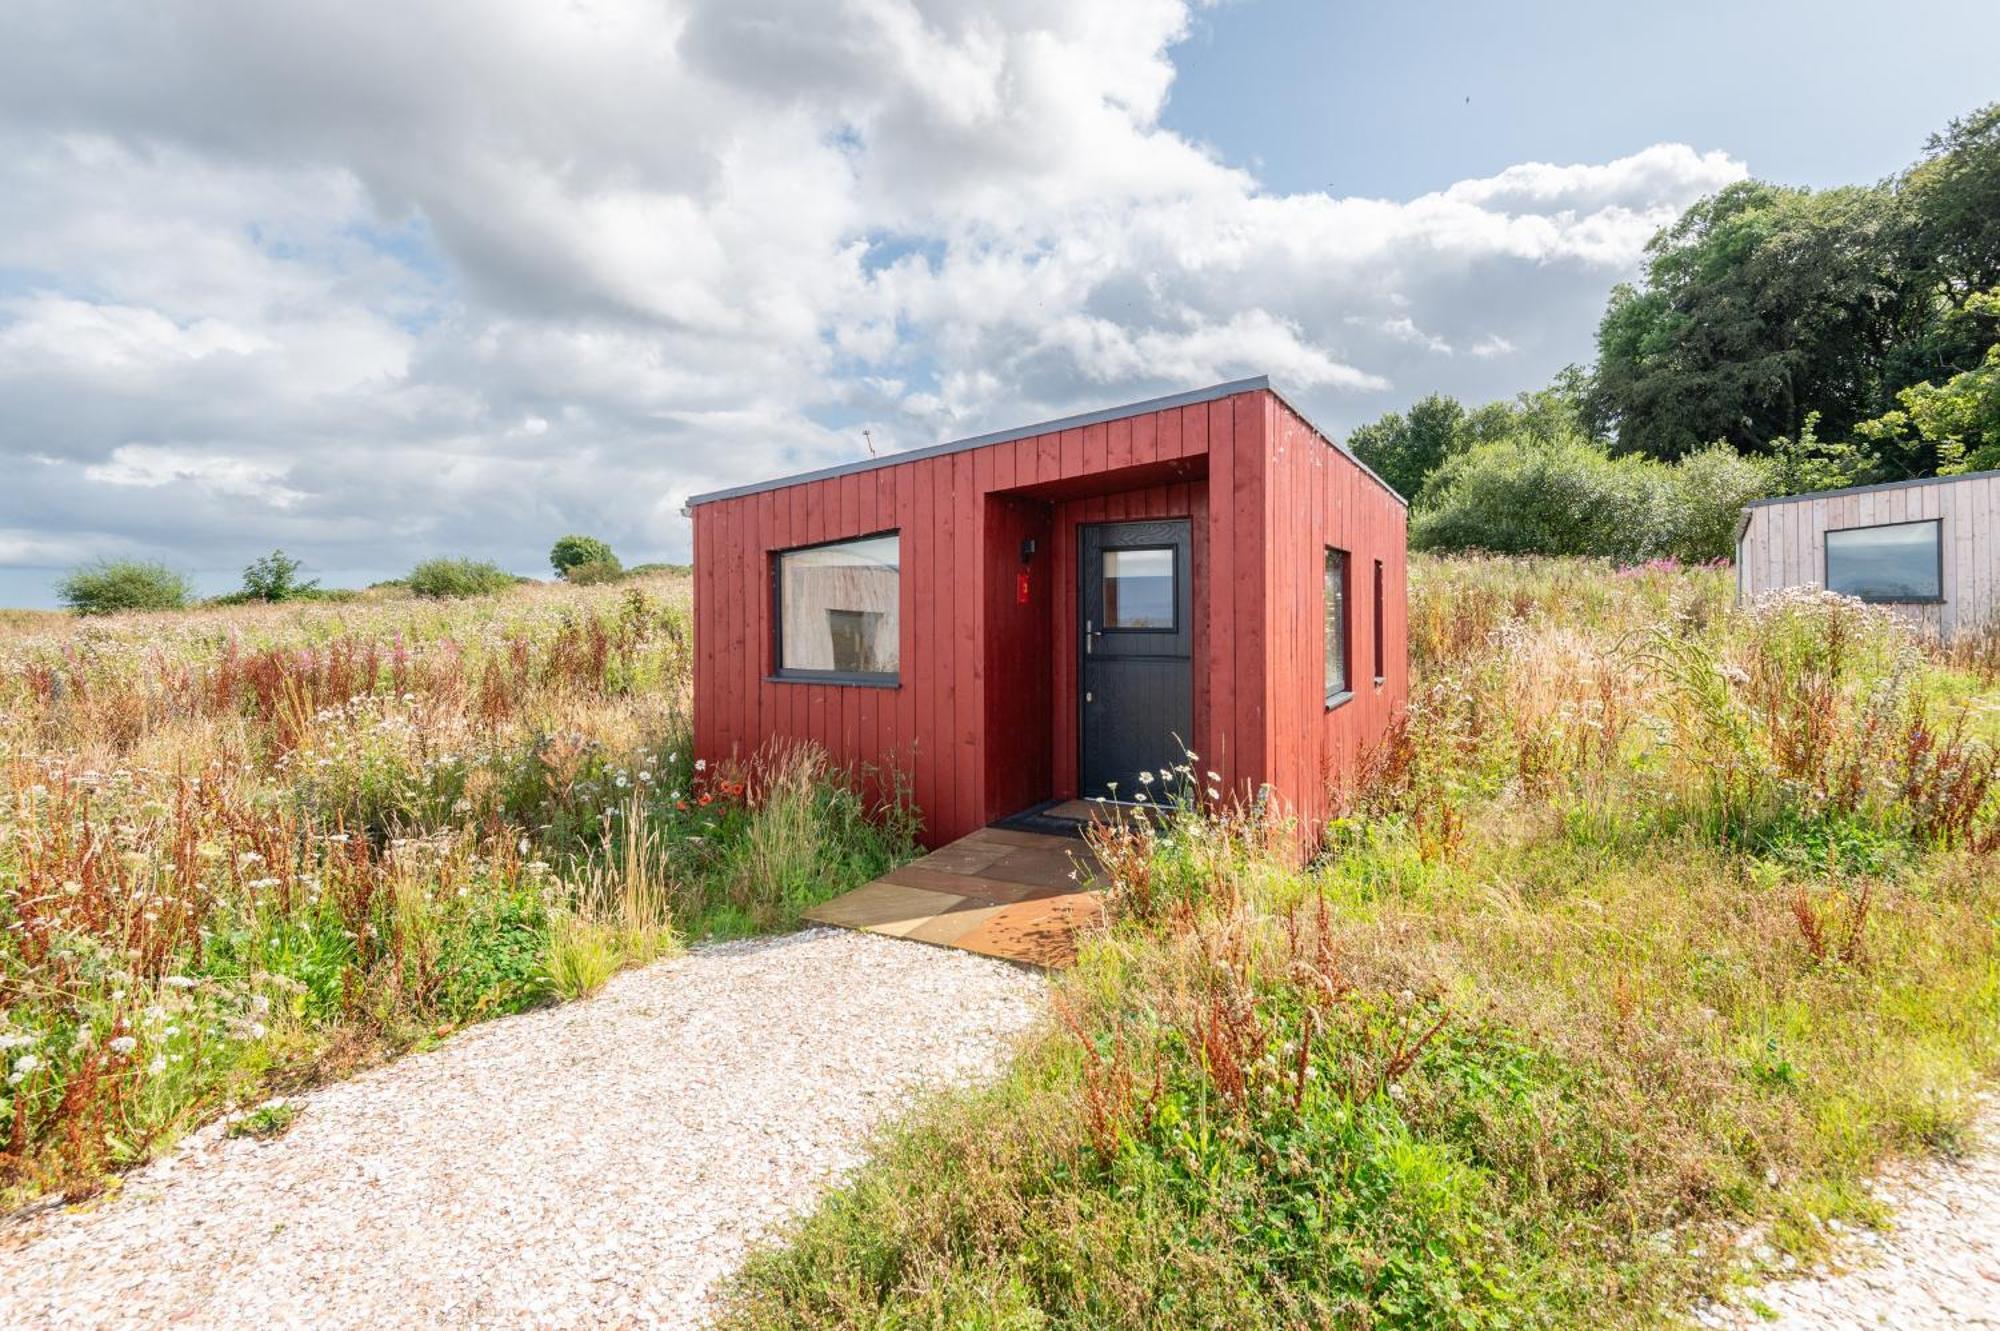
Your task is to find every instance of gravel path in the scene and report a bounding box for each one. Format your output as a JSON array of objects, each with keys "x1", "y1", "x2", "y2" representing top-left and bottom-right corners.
[
  {"x1": 1703, "y1": 1100, "x2": 2000, "y2": 1329},
  {"x1": 0, "y1": 928, "x2": 1044, "y2": 1330}
]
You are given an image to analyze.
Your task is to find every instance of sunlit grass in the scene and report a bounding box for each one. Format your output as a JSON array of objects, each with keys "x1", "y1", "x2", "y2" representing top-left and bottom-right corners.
[{"x1": 719, "y1": 553, "x2": 2000, "y2": 1330}]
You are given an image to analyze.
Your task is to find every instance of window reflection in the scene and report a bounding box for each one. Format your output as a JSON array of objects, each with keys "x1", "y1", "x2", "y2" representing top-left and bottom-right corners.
[
  {"x1": 1825, "y1": 521, "x2": 1940, "y2": 602},
  {"x1": 776, "y1": 533, "x2": 900, "y2": 676}
]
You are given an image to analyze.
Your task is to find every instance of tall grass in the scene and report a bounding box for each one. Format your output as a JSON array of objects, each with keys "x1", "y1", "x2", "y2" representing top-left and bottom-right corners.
[
  {"x1": 0, "y1": 574, "x2": 915, "y2": 1203},
  {"x1": 720, "y1": 554, "x2": 2000, "y2": 1330}
]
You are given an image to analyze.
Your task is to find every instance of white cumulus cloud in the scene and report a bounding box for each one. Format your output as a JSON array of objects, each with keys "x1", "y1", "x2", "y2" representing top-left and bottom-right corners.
[{"x1": 0, "y1": 0, "x2": 1745, "y2": 597}]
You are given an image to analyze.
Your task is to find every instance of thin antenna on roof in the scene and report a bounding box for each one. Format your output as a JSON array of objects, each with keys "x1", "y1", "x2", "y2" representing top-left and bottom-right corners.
[{"x1": 862, "y1": 428, "x2": 876, "y2": 458}]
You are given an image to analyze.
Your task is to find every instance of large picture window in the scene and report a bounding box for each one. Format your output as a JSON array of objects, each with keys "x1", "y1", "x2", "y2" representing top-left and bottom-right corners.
[
  {"x1": 773, "y1": 532, "x2": 900, "y2": 682},
  {"x1": 1325, "y1": 547, "x2": 1351, "y2": 706},
  {"x1": 1825, "y1": 520, "x2": 1942, "y2": 603}
]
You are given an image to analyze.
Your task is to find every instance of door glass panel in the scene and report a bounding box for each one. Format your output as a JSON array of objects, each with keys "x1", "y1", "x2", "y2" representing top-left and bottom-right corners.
[{"x1": 1102, "y1": 547, "x2": 1175, "y2": 629}]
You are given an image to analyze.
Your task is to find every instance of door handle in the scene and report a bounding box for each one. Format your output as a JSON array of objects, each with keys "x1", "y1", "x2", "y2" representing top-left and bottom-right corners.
[{"x1": 1085, "y1": 618, "x2": 1093, "y2": 654}]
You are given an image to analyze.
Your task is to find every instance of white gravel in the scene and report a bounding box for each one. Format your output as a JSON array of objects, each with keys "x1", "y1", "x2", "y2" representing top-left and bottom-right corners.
[
  {"x1": 0, "y1": 928, "x2": 1044, "y2": 1330},
  {"x1": 1701, "y1": 1099, "x2": 2000, "y2": 1329}
]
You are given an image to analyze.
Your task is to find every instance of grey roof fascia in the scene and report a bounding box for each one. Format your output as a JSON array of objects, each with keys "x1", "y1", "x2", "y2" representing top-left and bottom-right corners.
[
  {"x1": 1741, "y1": 466, "x2": 2000, "y2": 512},
  {"x1": 685, "y1": 376, "x2": 1272, "y2": 509},
  {"x1": 684, "y1": 375, "x2": 1412, "y2": 512}
]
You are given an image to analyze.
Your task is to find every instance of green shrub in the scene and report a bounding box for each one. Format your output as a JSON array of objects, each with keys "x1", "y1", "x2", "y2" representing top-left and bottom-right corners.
[
  {"x1": 1663, "y1": 442, "x2": 1778, "y2": 561},
  {"x1": 406, "y1": 557, "x2": 517, "y2": 600},
  {"x1": 1413, "y1": 437, "x2": 1773, "y2": 563},
  {"x1": 1412, "y1": 436, "x2": 1661, "y2": 561},
  {"x1": 240, "y1": 549, "x2": 319, "y2": 602},
  {"x1": 432, "y1": 893, "x2": 553, "y2": 1019},
  {"x1": 565, "y1": 559, "x2": 625, "y2": 586},
  {"x1": 57, "y1": 560, "x2": 193, "y2": 614},
  {"x1": 550, "y1": 534, "x2": 620, "y2": 580}
]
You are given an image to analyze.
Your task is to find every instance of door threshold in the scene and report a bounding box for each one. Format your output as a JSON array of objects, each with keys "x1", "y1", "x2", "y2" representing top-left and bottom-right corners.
[{"x1": 992, "y1": 798, "x2": 1171, "y2": 836}]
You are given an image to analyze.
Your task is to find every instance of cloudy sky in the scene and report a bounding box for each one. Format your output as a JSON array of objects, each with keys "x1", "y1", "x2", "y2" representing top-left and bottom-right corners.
[{"x1": 3, "y1": 0, "x2": 1995, "y2": 605}]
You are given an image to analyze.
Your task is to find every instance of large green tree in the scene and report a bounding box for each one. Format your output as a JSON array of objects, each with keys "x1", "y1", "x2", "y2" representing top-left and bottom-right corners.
[
  {"x1": 1588, "y1": 181, "x2": 1914, "y2": 461},
  {"x1": 1347, "y1": 393, "x2": 1465, "y2": 502},
  {"x1": 1906, "y1": 103, "x2": 2000, "y2": 302},
  {"x1": 1856, "y1": 288, "x2": 2000, "y2": 474},
  {"x1": 1349, "y1": 379, "x2": 1594, "y2": 504},
  {"x1": 1588, "y1": 101, "x2": 2000, "y2": 473}
]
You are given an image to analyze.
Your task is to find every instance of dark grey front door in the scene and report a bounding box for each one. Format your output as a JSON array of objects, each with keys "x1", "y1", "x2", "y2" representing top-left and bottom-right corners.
[{"x1": 1079, "y1": 519, "x2": 1193, "y2": 800}]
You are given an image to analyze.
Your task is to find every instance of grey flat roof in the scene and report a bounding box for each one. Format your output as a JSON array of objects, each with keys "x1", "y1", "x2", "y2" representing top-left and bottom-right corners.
[
  {"x1": 684, "y1": 375, "x2": 1406, "y2": 509},
  {"x1": 1743, "y1": 466, "x2": 2000, "y2": 510}
]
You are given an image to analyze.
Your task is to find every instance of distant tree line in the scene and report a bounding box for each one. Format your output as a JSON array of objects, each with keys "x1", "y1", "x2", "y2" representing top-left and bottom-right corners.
[
  {"x1": 1356, "y1": 102, "x2": 2000, "y2": 562},
  {"x1": 53, "y1": 534, "x2": 689, "y2": 615}
]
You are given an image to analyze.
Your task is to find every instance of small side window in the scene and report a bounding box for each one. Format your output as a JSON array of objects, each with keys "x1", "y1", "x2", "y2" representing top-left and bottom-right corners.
[
  {"x1": 1325, "y1": 547, "x2": 1350, "y2": 706},
  {"x1": 1372, "y1": 558, "x2": 1386, "y2": 684}
]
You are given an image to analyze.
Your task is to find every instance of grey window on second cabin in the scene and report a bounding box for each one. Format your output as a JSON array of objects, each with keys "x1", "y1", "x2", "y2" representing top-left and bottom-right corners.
[
  {"x1": 1824, "y1": 519, "x2": 1942, "y2": 603},
  {"x1": 1325, "y1": 547, "x2": 1350, "y2": 705},
  {"x1": 774, "y1": 532, "x2": 900, "y2": 679}
]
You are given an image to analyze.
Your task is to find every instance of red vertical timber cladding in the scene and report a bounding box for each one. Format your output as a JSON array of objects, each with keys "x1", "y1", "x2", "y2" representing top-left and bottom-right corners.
[
  {"x1": 875, "y1": 466, "x2": 898, "y2": 776},
  {"x1": 980, "y1": 489, "x2": 1054, "y2": 821},
  {"x1": 909, "y1": 455, "x2": 936, "y2": 829},
  {"x1": 930, "y1": 455, "x2": 955, "y2": 835},
  {"x1": 952, "y1": 449, "x2": 979, "y2": 837},
  {"x1": 893, "y1": 461, "x2": 919, "y2": 808},
  {"x1": 1231, "y1": 395, "x2": 1268, "y2": 798},
  {"x1": 971, "y1": 447, "x2": 1001, "y2": 821},
  {"x1": 693, "y1": 498, "x2": 714, "y2": 761},
  {"x1": 1109, "y1": 416, "x2": 1134, "y2": 471},
  {"x1": 688, "y1": 384, "x2": 1403, "y2": 850},
  {"x1": 721, "y1": 496, "x2": 744, "y2": 757},
  {"x1": 1254, "y1": 392, "x2": 1410, "y2": 844}
]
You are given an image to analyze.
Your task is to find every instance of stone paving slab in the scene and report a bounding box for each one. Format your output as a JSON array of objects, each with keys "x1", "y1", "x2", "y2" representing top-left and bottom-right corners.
[
  {"x1": 954, "y1": 892, "x2": 1105, "y2": 969},
  {"x1": 805, "y1": 827, "x2": 1103, "y2": 968},
  {"x1": 803, "y1": 881, "x2": 969, "y2": 936},
  {"x1": 880, "y1": 864, "x2": 1071, "y2": 904}
]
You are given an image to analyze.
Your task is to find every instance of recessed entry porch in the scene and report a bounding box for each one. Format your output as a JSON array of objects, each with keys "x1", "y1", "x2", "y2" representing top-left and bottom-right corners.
[
  {"x1": 802, "y1": 824, "x2": 1105, "y2": 969},
  {"x1": 980, "y1": 451, "x2": 1208, "y2": 829}
]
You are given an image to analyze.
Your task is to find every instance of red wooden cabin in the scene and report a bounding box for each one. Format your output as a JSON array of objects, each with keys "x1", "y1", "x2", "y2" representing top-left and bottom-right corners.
[{"x1": 688, "y1": 377, "x2": 1407, "y2": 851}]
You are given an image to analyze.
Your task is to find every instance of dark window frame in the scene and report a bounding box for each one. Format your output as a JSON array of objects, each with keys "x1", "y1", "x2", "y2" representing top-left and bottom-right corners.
[
  {"x1": 1325, "y1": 546, "x2": 1353, "y2": 709},
  {"x1": 768, "y1": 528, "x2": 903, "y2": 687},
  {"x1": 1823, "y1": 518, "x2": 1945, "y2": 605},
  {"x1": 1097, "y1": 543, "x2": 1180, "y2": 634}
]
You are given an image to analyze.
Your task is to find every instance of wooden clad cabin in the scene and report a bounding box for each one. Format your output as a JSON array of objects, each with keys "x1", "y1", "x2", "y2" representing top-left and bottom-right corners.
[
  {"x1": 687, "y1": 377, "x2": 1409, "y2": 850},
  {"x1": 1736, "y1": 469, "x2": 2000, "y2": 640}
]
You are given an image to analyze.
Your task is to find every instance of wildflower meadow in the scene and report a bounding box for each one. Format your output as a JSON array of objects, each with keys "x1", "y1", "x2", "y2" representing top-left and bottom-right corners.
[{"x1": 0, "y1": 573, "x2": 913, "y2": 1203}]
